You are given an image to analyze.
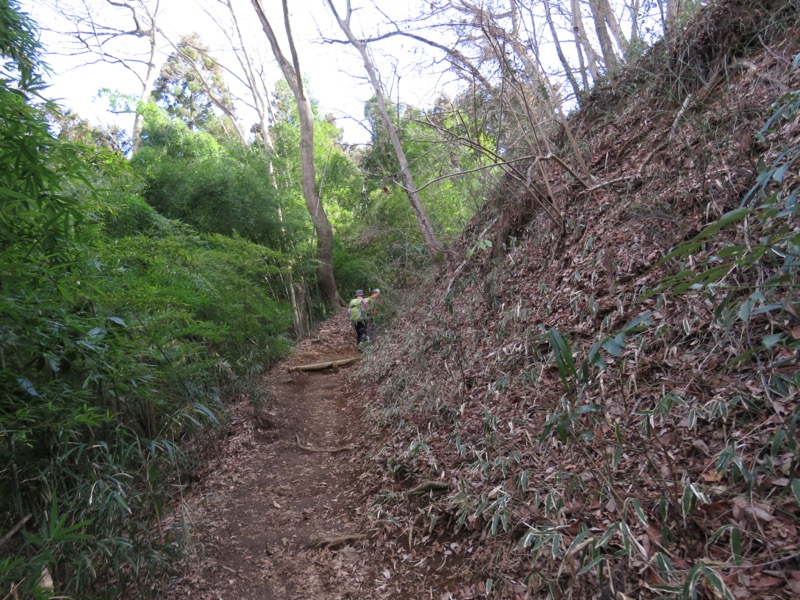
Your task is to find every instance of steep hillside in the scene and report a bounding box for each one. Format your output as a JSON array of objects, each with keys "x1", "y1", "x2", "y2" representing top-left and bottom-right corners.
[{"x1": 350, "y1": 0, "x2": 800, "y2": 597}]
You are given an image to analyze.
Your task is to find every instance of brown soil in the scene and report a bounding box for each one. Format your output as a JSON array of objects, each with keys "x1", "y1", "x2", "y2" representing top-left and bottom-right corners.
[
  {"x1": 150, "y1": 2, "x2": 800, "y2": 597},
  {"x1": 153, "y1": 312, "x2": 482, "y2": 599},
  {"x1": 158, "y1": 312, "x2": 383, "y2": 599}
]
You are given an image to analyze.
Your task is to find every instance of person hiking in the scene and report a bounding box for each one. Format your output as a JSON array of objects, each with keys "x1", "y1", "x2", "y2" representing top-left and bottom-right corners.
[
  {"x1": 349, "y1": 289, "x2": 370, "y2": 348},
  {"x1": 367, "y1": 288, "x2": 382, "y2": 341}
]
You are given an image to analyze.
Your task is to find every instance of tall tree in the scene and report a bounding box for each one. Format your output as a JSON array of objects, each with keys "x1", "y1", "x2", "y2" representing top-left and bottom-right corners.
[
  {"x1": 541, "y1": 0, "x2": 582, "y2": 101},
  {"x1": 326, "y1": 0, "x2": 445, "y2": 260},
  {"x1": 587, "y1": 0, "x2": 619, "y2": 70},
  {"x1": 570, "y1": 0, "x2": 600, "y2": 86},
  {"x1": 37, "y1": 0, "x2": 162, "y2": 153},
  {"x1": 215, "y1": 0, "x2": 275, "y2": 151},
  {"x1": 151, "y1": 32, "x2": 245, "y2": 143},
  {"x1": 665, "y1": 0, "x2": 684, "y2": 31},
  {"x1": 249, "y1": 0, "x2": 341, "y2": 313}
]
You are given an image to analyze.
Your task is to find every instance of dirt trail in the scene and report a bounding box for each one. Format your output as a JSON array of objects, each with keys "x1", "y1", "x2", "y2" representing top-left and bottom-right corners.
[{"x1": 161, "y1": 312, "x2": 383, "y2": 599}]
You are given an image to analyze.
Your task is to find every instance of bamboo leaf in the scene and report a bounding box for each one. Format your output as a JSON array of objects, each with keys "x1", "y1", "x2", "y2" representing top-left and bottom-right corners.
[
  {"x1": 707, "y1": 524, "x2": 734, "y2": 546},
  {"x1": 577, "y1": 554, "x2": 605, "y2": 575},
  {"x1": 549, "y1": 329, "x2": 575, "y2": 388},
  {"x1": 16, "y1": 377, "x2": 40, "y2": 397},
  {"x1": 621, "y1": 312, "x2": 653, "y2": 333},
  {"x1": 566, "y1": 528, "x2": 590, "y2": 556},
  {"x1": 550, "y1": 533, "x2": 560, "y2": 559},
  {"x1": 762, "y1": 333, "x2": 783, "y2": 349},
  {"x1": 575, "y1": 404, "x2": 602, "y2": 414},
  {"x1": 654, "y1": 552, "x2": 677, "y2": 583},
  {"x1": 701, "y1": 566, "x2": 735, "y2": 600},
  {"x1": 730, "y1": 527, "x2": 742, "y2": 566},
  {"x1": 737, "y1": 299, "x2": 753, "y2": 323},
  {"x1": 602, "y1": 335, "x2": 625, "y2": 356},
  {"x1": 613, "y1": 446, "x2": 622, "y2": 470},
  {"x1": 700, "y1": 208, "x2": 751, "y2": 237}
]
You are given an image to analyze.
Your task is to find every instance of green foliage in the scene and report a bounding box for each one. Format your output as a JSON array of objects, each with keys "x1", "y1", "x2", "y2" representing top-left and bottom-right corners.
[
  {"x1": 333, "y1": 249, "x2": 383, "y2": 297},
  {"x1": 136, "y1": 101, "x2": 221, "y2": 160},
  {"x1": 0, "y1": 0, "x2": 41, "y2": 89},
  {"x1": 137, "y1": 87, "x2": 371, "y2": 324},
  {"x1": 0, "y1": 6, "x2": 294, "y2": 594},
  {"x1": 151, "y1": 33, "x2": 236, "y2": 135},
  {"x1": 0, "y1": 88, "x2": 86, "y2": 253},
  {"x1": 653, "y1": 60, "x2": 799, "y2": 361},
  {"x1": 137, "y1": 150, "x2": 286, "y2": 245},
  {"x1": 2, "y1": 192, "x2": 292, "y2": 596},
  {"x1": 45, "y1": 105, "x2": 130, "y2": 154},
  {"x1": 267, "y1": 80, "x2": 371, "y2": 305},
  {"x1": 357, "y1": 95, "x2": 496, "y2": 275}
]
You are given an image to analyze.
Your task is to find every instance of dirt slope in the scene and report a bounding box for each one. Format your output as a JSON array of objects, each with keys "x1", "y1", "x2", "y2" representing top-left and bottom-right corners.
[
  {"x1": 349, "y1": 1, "x2": 800, "y2": 598},
  {"x1": 151, "y1": 2, "x2": 799, "y2": 598}
]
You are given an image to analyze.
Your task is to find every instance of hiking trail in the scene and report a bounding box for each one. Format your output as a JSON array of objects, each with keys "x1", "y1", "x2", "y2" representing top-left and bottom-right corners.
[{"x1": 159, "y1": 311, "x2": 389, "y2": 599}]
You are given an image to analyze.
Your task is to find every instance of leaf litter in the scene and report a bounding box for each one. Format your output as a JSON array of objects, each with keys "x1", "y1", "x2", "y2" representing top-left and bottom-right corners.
[{"x1": 151, "y1": 1, "x2": 800, "y2": 598}]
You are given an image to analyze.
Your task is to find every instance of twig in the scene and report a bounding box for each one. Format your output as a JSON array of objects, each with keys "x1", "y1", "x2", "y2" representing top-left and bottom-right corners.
[
  {"x1": 576, "y1": 139, "x2": 671, "y2": 198},
  {"x1": 0, "y1": 514, "x2": 31, "y2": 550},
  {"x1": 294, "y1": 433, "x2": 352, "y2": 454},
  {"x1": 219, "y1": 564, "x2": 250, "y2": 580},
  {"x1": 313, "y1": 533, "x2": 367, "y2": 548},
  {"x1": 402, "y1": 481, "x2": 449, "y2": 496},
  {"x1": 420, "y1": 120, "x2": 565, "y2": 228},
  {"x1": 414, "y1": 162, "x2": 506, "y2": 194},
  {"x1": 637, "y1": 141, "x2": 669, "y2": 176},
  {"x1": 445, "y1": 218, "x2": 498, "y2": 296},
  {"x1": 670, "y1": 93, "x2": 694, "y2": 136},
  {"x1": 532, "y1": 153, "x2": 593, "y2": 188}
]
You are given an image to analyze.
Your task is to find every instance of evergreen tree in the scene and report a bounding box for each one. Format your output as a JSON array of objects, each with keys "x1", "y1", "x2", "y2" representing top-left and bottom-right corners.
[{"x1": 151, "y1": 32, "x2": 243, "y2": 143}]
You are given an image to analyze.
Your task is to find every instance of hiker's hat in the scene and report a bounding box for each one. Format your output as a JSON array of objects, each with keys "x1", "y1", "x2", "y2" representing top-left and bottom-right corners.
[
  {"x1": 355, "y1": 289, "x2": 364, "y2": 296},
  {"x1": 372, "y1": 289, "x2": 380, "y2": 294}
]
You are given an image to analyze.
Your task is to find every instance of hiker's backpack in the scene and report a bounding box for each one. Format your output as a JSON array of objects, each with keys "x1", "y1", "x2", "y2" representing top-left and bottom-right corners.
[{"x1": 349, "y1": 297, "x2": 369, "y2": 322}]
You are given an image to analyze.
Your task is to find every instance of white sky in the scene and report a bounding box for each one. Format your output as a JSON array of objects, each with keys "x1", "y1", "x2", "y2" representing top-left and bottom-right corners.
[{"x1": 19, "y1": 0, "x2": 454, "y2": 145}]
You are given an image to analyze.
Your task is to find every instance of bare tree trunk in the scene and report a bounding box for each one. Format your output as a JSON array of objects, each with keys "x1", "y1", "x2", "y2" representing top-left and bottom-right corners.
[
  {"x1": 287, "y1": 267, "x2": 306, "y2": 337},
  {"x1": 542, "y1": 0, "x2": 582, "y2": 101},
  {"x1": 666, "y1": 0, "x2": 683, "y2": 31},
  {"x1": 250, "y1": 0, "x2": 341, "y2": 313},
  {"x1": 572, "y1": 15, "x2": 590, "y2": 91},
  {"x1": 214, "y1": 0, "x2": 309, "y2": 334},
  {"x1": 571, "y1": 0, "x2": 600, "y2": 81},
  {"x1": 217, "y1": 0, "x2": 273, "y2": 150},
  {"x1": 629, "y1": 0, "x2": 642, "y2": 44},
  {"x1": 326, "y1": 0, "x2": 444, "y2": 260},
  {"x1": 597, "y1": 0, "x2": 629, "y2": 59},
  {"x1": 131, "y1": 3, "x2": 159, "y2": 154},
  {"x1": 587, "y1": 0, "x2": 618, "y2": 71}
]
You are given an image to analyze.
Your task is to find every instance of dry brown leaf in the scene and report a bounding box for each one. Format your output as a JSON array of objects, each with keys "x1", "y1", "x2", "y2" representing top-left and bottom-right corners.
[{"x1": 750, "y1": 575, "x2": 784, "y2": 588}]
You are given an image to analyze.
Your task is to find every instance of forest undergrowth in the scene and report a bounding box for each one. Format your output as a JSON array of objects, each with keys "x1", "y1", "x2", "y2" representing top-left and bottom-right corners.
[{"x1": 349, "y1": 1, "x2": 800, "y2": 597}]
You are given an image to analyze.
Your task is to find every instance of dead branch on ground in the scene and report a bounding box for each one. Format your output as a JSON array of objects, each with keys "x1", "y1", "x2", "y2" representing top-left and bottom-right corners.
[
  {"x1": 287, "y1": 357, "x2": 359, "y2": 372},
  {"x1": 313, "y1": 533, "x2": 367, "y2": 548},
  {"x1": 402, "y1": 481, "x2": 449, "y2": 496},
  {"x1": 295, "y1": 434, "x2": 353, "y2": 454}
]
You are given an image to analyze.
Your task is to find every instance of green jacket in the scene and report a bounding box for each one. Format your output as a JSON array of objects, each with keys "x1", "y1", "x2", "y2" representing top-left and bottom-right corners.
[{"x1": 349, "y1": 297, "x2": 368, "y2": 323}]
